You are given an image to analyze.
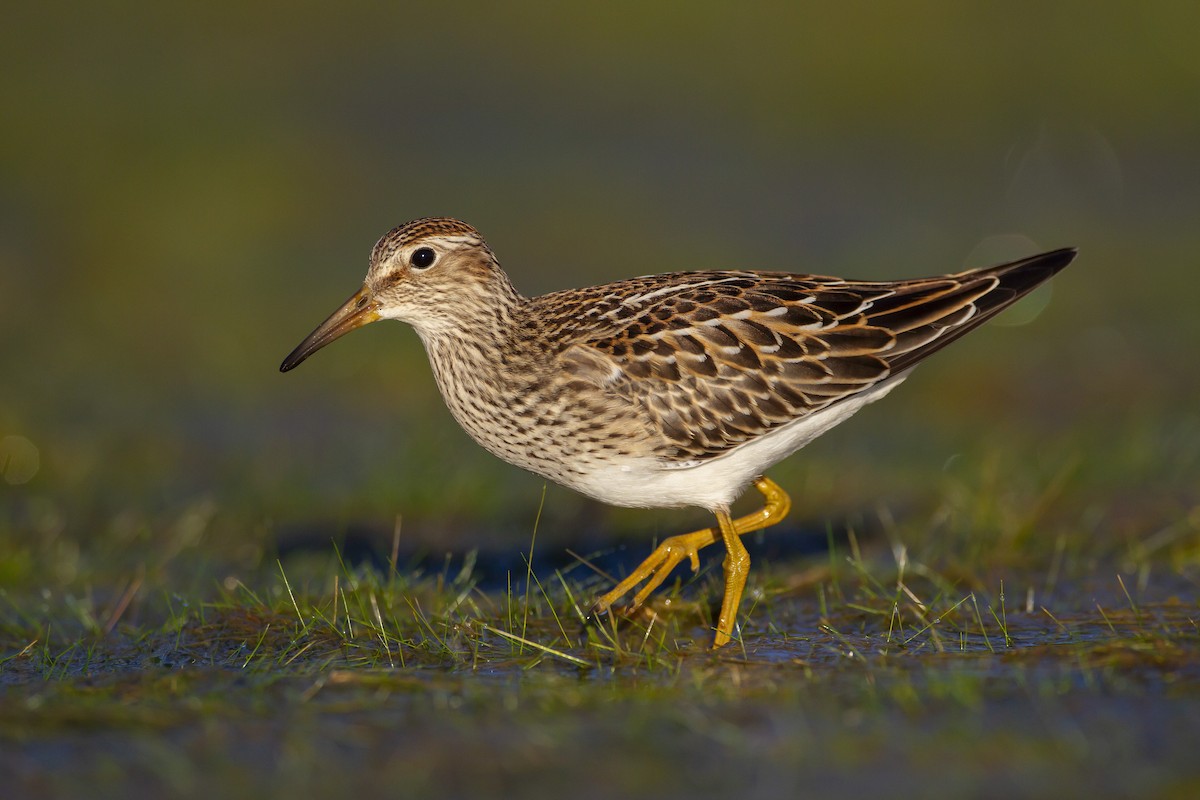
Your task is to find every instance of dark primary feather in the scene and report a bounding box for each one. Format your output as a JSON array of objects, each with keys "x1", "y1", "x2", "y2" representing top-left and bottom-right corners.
[{"x1": 535, "y1": 248, "x2": 1076, "y2": 461}]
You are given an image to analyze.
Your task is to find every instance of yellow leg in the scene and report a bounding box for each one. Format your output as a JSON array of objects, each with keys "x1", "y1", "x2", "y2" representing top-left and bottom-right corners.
[
  {"x1": 591, "y1": 475, "x2": 792, "y2": 646},
  {"x1": 712, "y1": 507, "x2": 747, "y2": 649}
]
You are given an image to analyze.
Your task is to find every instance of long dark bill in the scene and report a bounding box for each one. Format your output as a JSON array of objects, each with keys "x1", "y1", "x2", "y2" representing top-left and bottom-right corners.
[{"x1": 280, "y1": 285, "x2": 380, "y2": 372}]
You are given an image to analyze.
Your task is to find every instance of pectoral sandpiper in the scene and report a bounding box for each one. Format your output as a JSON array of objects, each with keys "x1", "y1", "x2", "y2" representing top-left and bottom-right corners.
[{"x1": 281, "y1": 217, "x2": 1075, "y2": 648}]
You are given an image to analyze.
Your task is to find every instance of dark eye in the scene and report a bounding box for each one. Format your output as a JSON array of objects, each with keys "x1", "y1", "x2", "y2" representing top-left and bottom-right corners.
[{"x1": 410, "y1": 247, "x2": 437, "y2": 269}]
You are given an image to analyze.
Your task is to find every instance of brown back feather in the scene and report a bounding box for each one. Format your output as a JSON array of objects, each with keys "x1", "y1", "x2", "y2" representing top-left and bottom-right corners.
[{"x1": 543, "y1": 248, "x2": 1076, "y2": 460}]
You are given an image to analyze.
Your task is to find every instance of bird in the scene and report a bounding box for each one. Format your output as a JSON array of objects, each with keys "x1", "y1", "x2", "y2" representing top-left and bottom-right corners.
[{"x1": 280, "y1": 217, "x2": 1075, "y2": 649}]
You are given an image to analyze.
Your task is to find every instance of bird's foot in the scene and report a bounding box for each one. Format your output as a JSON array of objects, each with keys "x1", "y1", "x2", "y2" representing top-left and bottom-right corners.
[{"x1": 589, "y1": 527, "x2": 718, "y2": 622}]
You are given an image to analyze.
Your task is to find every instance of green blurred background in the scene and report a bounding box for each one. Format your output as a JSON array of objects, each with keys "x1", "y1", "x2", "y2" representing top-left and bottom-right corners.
[{"x1": 2, "y1": 3, "x2": 1198, "y2": 582}]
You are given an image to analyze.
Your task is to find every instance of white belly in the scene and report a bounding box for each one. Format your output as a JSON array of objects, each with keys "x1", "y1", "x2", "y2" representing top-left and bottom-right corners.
[{"x1": 562, "y1": 373, "x2": 909, "y2": 510}]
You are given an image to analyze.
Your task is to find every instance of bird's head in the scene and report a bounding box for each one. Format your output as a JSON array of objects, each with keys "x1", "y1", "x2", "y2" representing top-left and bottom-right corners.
[{"x1": 280, "y1": 217, "x2": 511, "y2": 372}]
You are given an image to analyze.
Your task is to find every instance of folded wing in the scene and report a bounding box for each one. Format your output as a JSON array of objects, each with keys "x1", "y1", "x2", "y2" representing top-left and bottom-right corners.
[{"x1": 547, "y1": 248, "x2": 1076, "y2": 461}]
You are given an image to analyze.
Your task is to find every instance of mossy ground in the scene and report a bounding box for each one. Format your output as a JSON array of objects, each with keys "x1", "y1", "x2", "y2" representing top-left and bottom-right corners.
[{"x1": 3, "y1": 477, "x2": 1199, "y2": 799}]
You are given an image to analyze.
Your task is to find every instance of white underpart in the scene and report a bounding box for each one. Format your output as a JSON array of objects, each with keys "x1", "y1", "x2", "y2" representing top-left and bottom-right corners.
[{"x1": 566, "y1": 371, "x2": 912, "y2": 510}]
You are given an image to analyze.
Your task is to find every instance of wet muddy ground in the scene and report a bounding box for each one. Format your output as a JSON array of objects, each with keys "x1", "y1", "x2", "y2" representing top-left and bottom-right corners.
[{"x1": 3, "y1": 548, "x2": 1198, "y2": 800}]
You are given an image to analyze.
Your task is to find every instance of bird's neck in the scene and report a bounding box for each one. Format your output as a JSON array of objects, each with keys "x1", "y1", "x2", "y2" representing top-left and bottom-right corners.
[
  {"x1": 418, "y1": 277, "x2": 531, "y2": 384},
  {"x1": 417, "y1": 283, "x2": 550, "y2": 462}
]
